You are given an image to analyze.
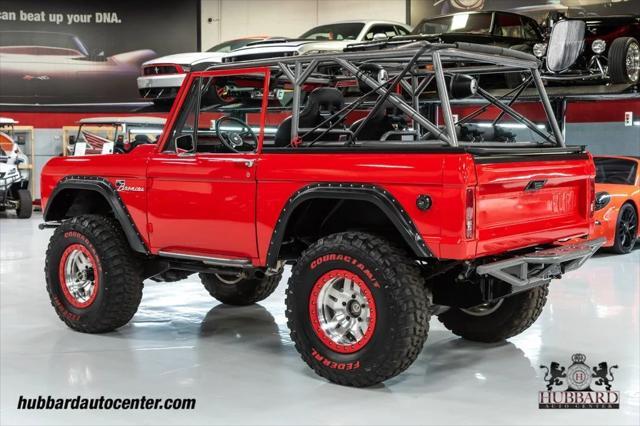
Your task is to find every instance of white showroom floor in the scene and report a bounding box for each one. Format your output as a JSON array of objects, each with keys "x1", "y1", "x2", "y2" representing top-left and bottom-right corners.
[{"x1": 1, "y1": 213, "x2": 639, "y2": 426}]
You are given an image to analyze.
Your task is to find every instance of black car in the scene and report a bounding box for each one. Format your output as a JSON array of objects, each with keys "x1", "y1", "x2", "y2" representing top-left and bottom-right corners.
[
  {"x1": 346, "y1": 11, "x2": 543, "y2": 88},
  {"x1": 411, "y1": 10, "x2": 544, "y2": 48},
  {"x1": 537, "y1": 14, "x2": 640, "y2": 85}
]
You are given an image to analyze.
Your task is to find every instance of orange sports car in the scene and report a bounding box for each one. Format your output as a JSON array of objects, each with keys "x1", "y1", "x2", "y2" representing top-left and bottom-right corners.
[{"x1": 593, "y1": 156, "x2": 640, "y2": 254}]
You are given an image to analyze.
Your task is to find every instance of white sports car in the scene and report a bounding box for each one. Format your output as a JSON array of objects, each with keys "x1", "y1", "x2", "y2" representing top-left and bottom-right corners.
[
  {"x1": 137, "y1": 36, "x2": 271, "y2": 104},
  {"x1": 138, "y1": 21, "x2": 411, "y2": 105}
]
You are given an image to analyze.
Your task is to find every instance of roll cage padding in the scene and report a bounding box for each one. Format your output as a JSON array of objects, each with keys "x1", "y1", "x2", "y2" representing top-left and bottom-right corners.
[
  {"x1": 43, "y1": 176, "x2": 148, "y2": 254},
  {"x1": 265, "y1": 183, "x2": 433, "y2": 268},
  {"x1": 454, "y1": 42, "x2": 539, "y2": 64}
]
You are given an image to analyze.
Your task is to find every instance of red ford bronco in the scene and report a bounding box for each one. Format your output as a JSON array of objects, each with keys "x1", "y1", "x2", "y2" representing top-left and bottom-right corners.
[{"x1": 40, "y1": 42, "x2": 604, "y2": 387}]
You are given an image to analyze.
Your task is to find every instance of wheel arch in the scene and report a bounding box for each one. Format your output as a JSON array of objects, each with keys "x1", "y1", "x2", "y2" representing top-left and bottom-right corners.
[
  {"x1": 44, "y1": 177, "x2": 148, "y2": 254},
  {"x1": 621, "y1": 199, "x2": 639, "y2": 234},
  {"x1": 265, "y1": 183, "x2": 432, "y2": 267}
]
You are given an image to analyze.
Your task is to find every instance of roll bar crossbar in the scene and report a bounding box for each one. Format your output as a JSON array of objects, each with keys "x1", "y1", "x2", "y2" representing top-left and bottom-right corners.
[{"x1": 201, "y1": 42, "x2": 564, "y2": 147}]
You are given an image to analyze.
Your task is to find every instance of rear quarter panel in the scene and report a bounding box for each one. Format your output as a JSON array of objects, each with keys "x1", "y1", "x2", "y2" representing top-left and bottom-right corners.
[{"x1": 256, "y1": 152, "x2": 476, "y2": 263}]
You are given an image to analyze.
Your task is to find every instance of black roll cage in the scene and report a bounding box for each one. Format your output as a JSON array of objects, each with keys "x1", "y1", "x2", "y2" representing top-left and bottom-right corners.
[{"x1": 199, "y1": 41, "x2": 564, "y2": 148}]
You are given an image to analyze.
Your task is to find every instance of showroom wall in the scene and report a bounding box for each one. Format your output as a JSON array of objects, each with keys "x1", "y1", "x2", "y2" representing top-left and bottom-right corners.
[{"x1": 200, "y1": 0, "x2": 407, "y2": 49}]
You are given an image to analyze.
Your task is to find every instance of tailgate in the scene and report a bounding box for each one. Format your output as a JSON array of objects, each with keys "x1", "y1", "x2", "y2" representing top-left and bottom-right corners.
[{"x1": 473, "y1": 151, "x2": 594, "y2": 257}]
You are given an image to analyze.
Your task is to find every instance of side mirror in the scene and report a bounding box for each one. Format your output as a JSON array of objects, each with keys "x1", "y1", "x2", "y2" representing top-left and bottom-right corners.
[
  {"x1": 372, "y1": 33, "x2": 388, "y2": 41},
  {"x1": 175, "y1": 134, "x2": 194, "y2": 153}
]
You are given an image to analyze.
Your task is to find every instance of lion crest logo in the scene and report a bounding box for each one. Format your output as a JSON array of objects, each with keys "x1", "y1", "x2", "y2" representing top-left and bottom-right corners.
[{"x1": 540, "y1": 354, "x2": 618, "y2": 392}]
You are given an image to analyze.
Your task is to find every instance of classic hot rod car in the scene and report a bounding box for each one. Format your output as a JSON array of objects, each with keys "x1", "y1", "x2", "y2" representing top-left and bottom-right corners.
[
  {"x1": 534, "y1": 15, "x2": 640, "y2": 85},
  {"x1": 0, "y1": 31, "x2": 157, "y2": 104}
]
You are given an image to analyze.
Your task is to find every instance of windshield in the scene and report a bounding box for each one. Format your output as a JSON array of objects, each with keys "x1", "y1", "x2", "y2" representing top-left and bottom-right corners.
[
  {"x1": 595, "y1": 158, "x2": 638, "y2": 185},
  {"x1": 0, "y1": 31, "x2": 88, "y2": 55},
  {"x1": 207, "y1": 38, "x2": 260, "y2": 53},
  {"x1": 413, "y1": 13, "x2": 493, "y2": 35},
  {"x1": 300, "y1": 23, "x2": 365, "y2": 41}
]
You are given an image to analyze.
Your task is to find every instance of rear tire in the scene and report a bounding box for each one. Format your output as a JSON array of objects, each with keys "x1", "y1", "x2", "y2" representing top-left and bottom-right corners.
[
  {"x1": 16, "y1": 189, "x2": 32, "y2": 219},
  {"x1": 608, "y1": 37, "x2": 640, "y2": 84},
  {"x1": 611, "y1": 203, "x2": 638, "y2": 254},
  {"x1": 199, "y1": 271, "x2": 282, "y2": 306},
  {"x1": 438, "y1": 284, "x2": 549, "y2": 343},
  {"x1": 286, "y1": 232, "x2": 430, "y2": 387},
  {"x1": 45, "y1": 215, "x2": 143, "y2": 333}
]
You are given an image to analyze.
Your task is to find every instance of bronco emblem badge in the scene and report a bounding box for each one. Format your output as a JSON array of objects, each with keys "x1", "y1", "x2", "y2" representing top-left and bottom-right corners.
[{"x1": 115, "y1": 180, "x2": 144, "y2": 192}]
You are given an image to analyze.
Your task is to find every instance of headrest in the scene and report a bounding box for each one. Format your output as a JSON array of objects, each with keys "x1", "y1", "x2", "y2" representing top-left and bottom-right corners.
[
  {"x1": 301, "y1": 87, "x2": 344, "y2": 117},
  {"x1": 134, "y1": 134, "x2": 151, "y2": 143}
]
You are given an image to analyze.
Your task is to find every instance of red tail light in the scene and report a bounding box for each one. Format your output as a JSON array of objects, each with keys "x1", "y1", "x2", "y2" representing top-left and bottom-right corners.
[
  {"x1": 465, "y1": 187, "x2": 475, "y2": 239},
  {"x1": 588, "y1": 177, "x2": 595, "y2": 218}
]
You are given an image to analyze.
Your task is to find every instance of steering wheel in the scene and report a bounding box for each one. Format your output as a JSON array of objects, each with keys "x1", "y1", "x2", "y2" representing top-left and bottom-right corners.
[{"x1": 215, "y1": 116, "x2": 258, "y2": 153}]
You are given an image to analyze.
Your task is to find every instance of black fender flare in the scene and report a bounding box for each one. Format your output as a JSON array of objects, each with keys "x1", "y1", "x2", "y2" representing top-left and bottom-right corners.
[
  {"x1": 44, "y1": 176, "x2": 148, "y2": 254},
  {"x1": 265, "y1": 183, "x2": 432, "y2": 267}
]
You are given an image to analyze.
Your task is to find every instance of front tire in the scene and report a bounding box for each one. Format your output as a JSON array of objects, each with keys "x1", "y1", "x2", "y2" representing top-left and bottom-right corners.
[
  {"x1": 608, "y1": 37, "x2": 640, "y2": 85},
  {"x1": 45, "y1": 215, "x2": 143, "y2": 333},
  {"x1": 438, "y1": 284, "x2": 549, "y2": 343},
  {"x1": 286, "y1": 232, "x2": 430, "y2": 387},
  {"x1": 16, "y1": 189, "x2": 32, "y2": 218},
  {"x1": 199, "y1": 270, "x2": 282, "y2": 306},
  {"x1": 611, "y1": 203, "x2": 638, "y2": 254}
]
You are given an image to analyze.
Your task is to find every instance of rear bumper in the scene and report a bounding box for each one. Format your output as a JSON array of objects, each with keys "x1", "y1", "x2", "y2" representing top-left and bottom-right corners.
[{"x1": 476, "y1": 237, "x2": 605, "y2": 288}]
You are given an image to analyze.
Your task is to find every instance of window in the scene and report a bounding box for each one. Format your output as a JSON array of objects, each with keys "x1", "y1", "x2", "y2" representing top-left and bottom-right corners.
[
  {"x1": 364, "y1": 25, "x2": 397, "y2": 40},
  {"x1": 493, "y1": 13, "x2": 524, "y2": 39},
  {"x1": 207, "y1": 38, "x2": 259, "y2": 53},
  {"x1": 300, "y1": 23, "x2": 365, "y2": 41},
  {"x1": 414, "y1": 13, "x2": 492, "y2": 35},
  {"x1": 522, "y1": 18, "x2": 541, "y2": 40},
  {"x1": 166, "y1": 74, "x2": 267, "y2": 154},
  {"x1": 595, "y1": 158, "x2": 638, "y2": 185},
  {"x1": 395, "y1": 25, "x2": 410, "y2": 36}
]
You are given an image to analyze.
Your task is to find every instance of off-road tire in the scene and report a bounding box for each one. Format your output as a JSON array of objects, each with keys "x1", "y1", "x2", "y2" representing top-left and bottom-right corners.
[
  {"x1": 438, "y1": 284, "x2": 549, "y2": 343},
  {"x1": 45, "y1": 215, "x2": 143, "y2": 333},
  {"x1": 199, "y1": 271, "x2": 282, "y2": 306},
  {"x1": 611, "y1": 203, "x2": 638, "y2": 254},
  {"x1": 16, "y1": 189, "x2": 32, "y2": 218},
  {"x1": 286, "y1": 232, "x2": 430, "y2": 387},
  {"x1": 609, "y1": 37, "x2": 640, "y2": 84}
]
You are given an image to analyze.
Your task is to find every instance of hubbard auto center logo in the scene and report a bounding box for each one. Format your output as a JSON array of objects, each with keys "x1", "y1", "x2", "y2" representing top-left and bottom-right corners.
[{"x1": 538, "y1": 353, "x2": 619, "y2": 409}]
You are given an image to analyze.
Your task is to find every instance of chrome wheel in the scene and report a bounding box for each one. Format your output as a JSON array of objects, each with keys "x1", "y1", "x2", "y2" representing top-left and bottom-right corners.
[
  {"x1": 626, "y1": 41, "x2": 640, "y2": 83},
  {"x1": 59, "y1": 244, "x2": 99, "y2": 308},
  {"x1": 309, "y1": 270, "x2": 377, "y2": 353},
  {"x1": 460, "y1": 299, "x2": 504, "y2": 317}
]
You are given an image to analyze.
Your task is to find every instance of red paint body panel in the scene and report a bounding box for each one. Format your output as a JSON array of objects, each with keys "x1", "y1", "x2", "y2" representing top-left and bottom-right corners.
[
  {"x1": 40, "y1": 144, "x2": 155, "y2": 249},
  {"x1": 474, "y1": 157, "x2": 595, "y2": 256},
  {"x1": 40, "y1": 67, "x2": 595, "y2": 266}
]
